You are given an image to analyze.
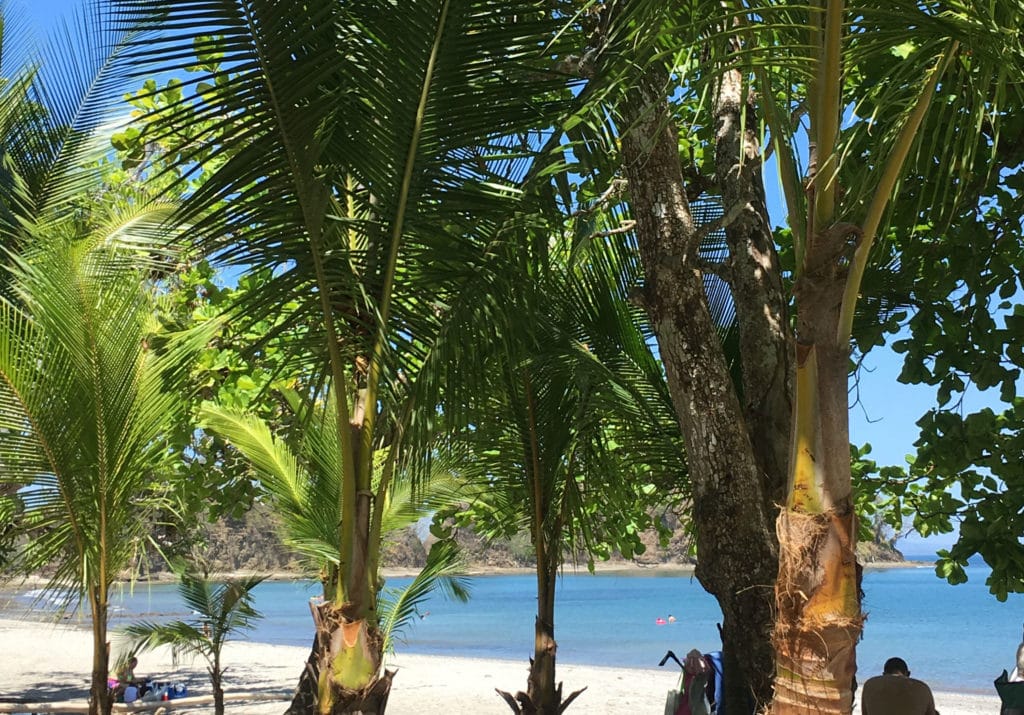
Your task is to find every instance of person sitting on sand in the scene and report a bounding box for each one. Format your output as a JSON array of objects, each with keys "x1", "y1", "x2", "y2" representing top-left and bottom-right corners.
[
  {"x1": 861, "y1": 657, "x2": 938, "y2": 715},
  {"x1": 109, "y1": 656, "x2": 145, "y2": 703}
]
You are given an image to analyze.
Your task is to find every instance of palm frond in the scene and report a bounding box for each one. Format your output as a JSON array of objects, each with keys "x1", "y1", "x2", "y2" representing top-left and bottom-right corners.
[
  {"x1": 0, "y1": 232, "x2": 212, "y2": 606},
  {"x1": 379, "y1": 538, "x2": 469, "y2": 654}
]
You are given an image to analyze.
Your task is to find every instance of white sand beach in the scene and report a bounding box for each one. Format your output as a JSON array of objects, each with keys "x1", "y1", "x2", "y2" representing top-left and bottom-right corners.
[{"x1": 0, "y1": 617, "x2": 1001, "y2": 714}]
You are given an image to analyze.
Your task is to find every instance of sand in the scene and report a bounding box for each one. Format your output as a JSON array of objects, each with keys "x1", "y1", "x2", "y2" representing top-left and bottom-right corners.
[{"x1": 0, "y1": 617, "x2": 1001, "y2": 714}]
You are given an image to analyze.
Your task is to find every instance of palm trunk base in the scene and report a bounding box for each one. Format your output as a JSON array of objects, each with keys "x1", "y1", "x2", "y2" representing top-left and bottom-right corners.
[
  {"x1": 287, "y1": 662, "x2": 394, "y2": 715},
  {"x1": 496, "y1": 672, "x2": 586, "y2": 714},
  {"x1": 318, "y1": 670, "x2": 394, "y2": 715},
  {"x1": 495, "y1": 614, "x2": 586, "y2": 714},
  {"x1": 286, "y1": 606, "x2": 394, "y2": 715},
  {"x1": 771, "y1": 509, "x2": 863, "y2": 714}
]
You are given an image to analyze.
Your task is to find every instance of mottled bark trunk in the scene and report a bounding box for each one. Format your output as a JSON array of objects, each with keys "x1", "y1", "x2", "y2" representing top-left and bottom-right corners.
[
  {"x1": 619, "y1": 69, "x2": 779, "y2": 713},
  {"x1": 712, "y1": 68, "x2": 793, "y2": 511},
  {"x1": 771, "y1": 223, "x2": 864, "y2": 714},
  {"x1": 711, "y1": 66, "x2": 795, "y2": 711}
]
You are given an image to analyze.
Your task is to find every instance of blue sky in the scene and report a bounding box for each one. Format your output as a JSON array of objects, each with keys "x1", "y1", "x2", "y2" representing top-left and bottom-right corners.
[{"x1": 20, "y1": 0, "x2": 969, "y2": 554}]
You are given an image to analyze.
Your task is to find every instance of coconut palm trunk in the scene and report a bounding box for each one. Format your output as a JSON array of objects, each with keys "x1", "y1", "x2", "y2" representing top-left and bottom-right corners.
[
  {"x1": 210, "y1": 655, "x2": 224, "y2": 715},
  {"x1": 88, "y1": 594, "x2": 113, "y2": 715},
  {"x1": 771, "y1": 288, "x2": 863, "y2": 712},
  {"x1": 526, "y1": 556, "x2": 560, "y2": 713},
  {"x1": 768, "y1": 4, "x2": 959, "y2": 709}
]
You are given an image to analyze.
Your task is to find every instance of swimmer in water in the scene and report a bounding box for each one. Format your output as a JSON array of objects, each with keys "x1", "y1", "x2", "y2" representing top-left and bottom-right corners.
[
  {"x1": 668, "y1": 614, "x2": 677, "y2": 623},
  {"x1": 656, "y1": 617, "x2": 667, "y2": 625}
]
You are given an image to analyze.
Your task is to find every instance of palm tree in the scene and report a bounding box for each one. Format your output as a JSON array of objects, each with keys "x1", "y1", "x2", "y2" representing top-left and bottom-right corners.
[
  {"x1": 0, "y1": 10, "x2": 208, "y2": 715},
  {"x1": 120, "y1": 574, "x2": 265, "y2": 715},
  {"x1": 430, "y1": 223, "x2": 684, "y2": 713},
  {"x1": 198, "y1": 392, "x2": 470, "y2": 713},
  {"x1": 0, "y1": 233, "x2": 212, "y2": 715},
  {"x1": 112, "y1": 1, "x2": 578, "y2": 710}
]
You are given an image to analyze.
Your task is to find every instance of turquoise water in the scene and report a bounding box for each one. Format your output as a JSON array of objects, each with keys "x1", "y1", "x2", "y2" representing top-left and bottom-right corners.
[{"x1": 11, "y1": 563, "x2": 1020, "y2": 695}]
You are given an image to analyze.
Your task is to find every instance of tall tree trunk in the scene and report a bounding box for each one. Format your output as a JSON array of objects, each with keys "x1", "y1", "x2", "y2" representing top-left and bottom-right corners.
[
  {"x1": 618, "y1": 68, "x2": 779, "y2": 713},
  {"x1": 710, "y1": 65, "x2": 794, "y2": 711},
  {"x1": 770, "y1": 222, "x2": 864, "y2": 714},
  {"x1": 712, "y1": 68, "x2": 793, "y2": 511},
  {"x1": 211, "y1": 660, "x2": 225, "y2": 715}
]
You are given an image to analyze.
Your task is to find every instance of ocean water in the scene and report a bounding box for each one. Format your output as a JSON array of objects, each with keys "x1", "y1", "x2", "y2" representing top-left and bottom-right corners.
[{"x1": 8, "y1": 562, "x2": 1020, "y2": 695}]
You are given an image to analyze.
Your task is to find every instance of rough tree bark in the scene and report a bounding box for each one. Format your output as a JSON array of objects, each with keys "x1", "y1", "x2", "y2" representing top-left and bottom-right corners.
[
  {"x1": 618, "y1": 67, "x2": 783, "y2": 713},
  {"x1": 711, "y1": 65, "x2": 796, "y2": 711}
]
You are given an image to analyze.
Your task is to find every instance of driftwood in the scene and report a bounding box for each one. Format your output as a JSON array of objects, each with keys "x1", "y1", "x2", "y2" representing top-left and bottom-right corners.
[{"x1": 0, "y1": 690, "x2": 292, "y2": 713}]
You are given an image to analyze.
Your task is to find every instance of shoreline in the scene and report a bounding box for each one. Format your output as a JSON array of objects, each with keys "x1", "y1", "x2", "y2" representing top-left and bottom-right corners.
[
  {"x1": 1, "y1": 557, "x2": 934, "y2": 588},
  {"x1": 0, "y1": 618, "x2": 999, "y2": 714}
]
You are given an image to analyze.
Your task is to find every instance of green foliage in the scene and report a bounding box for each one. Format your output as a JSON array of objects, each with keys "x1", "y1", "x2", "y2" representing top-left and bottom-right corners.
[
  {"x1": 119, "y1": 573, "x2": 265, "y2": 714},
  {"x1": 378, "y1": 539, "x2": 470, "y2": 654},
  {"x1": 2, "y1": 237, "x2": 188, "y2": 592},
  {"x1": 854, "y1": 109, "x2": 1024, "y2": 600},
  {"x1": 426, "y1": 200, "x2": 685, "y2": 574},
  {"x1": 120, "y1": 573, "x2": 266, "y2": 663},
  {"x1": 110, "y1": 2, "x2": 587, "y2": 646},
  {"x1": 158, "y1": 263, "x2": 305, "y2": 531},
  {"x1": 200, "y1": 389, "x2": 471, "y2": 647}
]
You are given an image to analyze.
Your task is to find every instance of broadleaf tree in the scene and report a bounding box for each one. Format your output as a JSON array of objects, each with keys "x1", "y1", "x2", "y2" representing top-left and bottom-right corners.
[
  {"x1": 551, "y1": 1, "x2": 1024, "y2": 712},
  {"x1": 854, "y1": 109, "x2": 1024, "y2": 603}
]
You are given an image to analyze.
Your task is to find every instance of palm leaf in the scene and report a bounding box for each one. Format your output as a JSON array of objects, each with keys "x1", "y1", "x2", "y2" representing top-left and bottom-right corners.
[{"x1": 378, "y1": 538, "x2": 470, "y2": 654}]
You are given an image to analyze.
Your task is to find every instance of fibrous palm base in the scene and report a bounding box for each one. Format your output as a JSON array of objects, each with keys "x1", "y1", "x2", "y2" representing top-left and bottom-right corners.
[
  {"x1": 496, "y1": 656, "x2": 586, "y2": 715},
  {"x1": 771, "y1": 509, "x2": 864, "y2": 715},
  {"x1": 496, "y1": 683, "x2": 587, "y2": 715},
  {"x1": 285, "y1": 603, "x2": 394, "y2": 715}
]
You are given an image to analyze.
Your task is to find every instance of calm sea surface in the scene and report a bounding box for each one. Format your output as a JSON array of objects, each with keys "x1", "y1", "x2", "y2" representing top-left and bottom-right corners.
[{"x1": 9, "y1": 561, "x2": 1020, "y2": 695}]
